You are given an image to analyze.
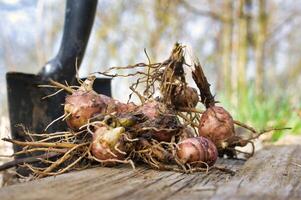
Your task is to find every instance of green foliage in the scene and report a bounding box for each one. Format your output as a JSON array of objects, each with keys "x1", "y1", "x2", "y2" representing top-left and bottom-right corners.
[{"x1": 218, "y1": 86, "x2": 301, "y2": 142}]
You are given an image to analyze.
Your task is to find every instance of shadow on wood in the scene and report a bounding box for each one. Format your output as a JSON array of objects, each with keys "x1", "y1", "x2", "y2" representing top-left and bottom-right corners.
[{"x1": 0, "y1": 145, "x2": 300, "y2": 200}]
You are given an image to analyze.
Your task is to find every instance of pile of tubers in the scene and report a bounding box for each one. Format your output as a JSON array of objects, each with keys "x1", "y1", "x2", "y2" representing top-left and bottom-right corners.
[{"x1": 2, "y1": 43, "x2": 284, "y2": 179}]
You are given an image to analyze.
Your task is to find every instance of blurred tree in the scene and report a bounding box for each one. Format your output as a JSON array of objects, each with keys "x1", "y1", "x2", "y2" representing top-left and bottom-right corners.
[
  {"x1": 221, "y1": 0, "x2": 233, "y2": 99},
  {"x1": 255, "y1": 0, "x2": 267, "y2": 99},
  {"x1": 236, "y1": 0, "x2": 249, "y2": 102}
]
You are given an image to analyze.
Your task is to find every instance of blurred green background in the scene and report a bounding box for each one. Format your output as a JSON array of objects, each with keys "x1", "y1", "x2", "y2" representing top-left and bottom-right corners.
[{"x1": 0, "y1": 0, "x2": 300, "y2": 142}]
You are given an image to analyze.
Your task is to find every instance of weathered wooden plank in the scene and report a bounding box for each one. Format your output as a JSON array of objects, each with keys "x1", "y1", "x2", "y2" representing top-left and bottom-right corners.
[
  {"x1": 1, "y1": 145, "x2": 300, "y2": 200},
  {"x1": 0, "y1": 158, "x2": 242, "y2": 200},
  {"x1": 163, "y1": 159, "x2": 243, "y2": 200},
  {"x1": 211, "y1": 145, "x2": 301, "y2": 200},
  {"x1": 122, "y1": 158, "x2": 243, "y2": 200}
]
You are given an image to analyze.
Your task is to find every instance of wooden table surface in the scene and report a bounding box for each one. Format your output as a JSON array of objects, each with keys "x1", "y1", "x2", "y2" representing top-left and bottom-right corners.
[{"x1": 0, "y1": 145, "x2": 300, "y2": 200}]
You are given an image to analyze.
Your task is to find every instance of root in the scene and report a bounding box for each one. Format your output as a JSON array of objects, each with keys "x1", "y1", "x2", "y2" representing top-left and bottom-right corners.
[
  {"x1": 44, "y1": 113, "x2": 66, "y2": 131},
  {"x1": 106, "y1": 148, "x2": 118, "y2": 158},
  {"x1": 177, "y1": 112, "x2": 199, "y2": 127},
  {"x1": 251, "y1": 127, "x2": 291, "y2": 139},
  {"x1": 114, "y1": 143, "x2": 127, "y2": 155},
  {"x1": 129, "y1": 86, "x2": 146, "y2": 103},
  {"x1": 53, "y1": 150, "x2": 88, "y2": 175},
  {"x1": 144, "y1": 48, "x2": 152, "y2": 98},
  {"x1": 97, "y1": 71, "x2": 149, "y2": 78},
  {"x1": 13, "y1": 148, "x2": 68, "y2": 156},
  {"x1": 101, "y1": 62, "x2": 161, "y2": 72},
  {"x1": 234, "y1": 120, "x2": 257, "y2": 134},
  {"x1": 292, "y1": 162, "x2": 301, "y2": 168},
  {"x1": 49, "y1": 79, "x2": 74, "y2": 94},
  {"x1": 37, "y1": 143, "x2": 88, "y2": 178},
  {"x1": 178, "y1": 107, "x2": 204, "y2": 114},
  {"x1": 122, "y1": 133, "x2": 139, "y2": 142},
  {"x1": 37, "y1": 154, "x2": 72, "y2": 178},
  {"x1": 91, "y1": 156, "x2": 136, "y2": 169},
  {"x1": 140, "y1": 127, "x2": 177, "y2": 132},
  {"x1": 62, "y1": 112, "x2": 72, "y2": 121},
  {"x1": 42, "y1": 88, "x2": 65, "y2": 99},
  {"x1": 2, "y1": 138, "x2": 82, "y2": 149}
]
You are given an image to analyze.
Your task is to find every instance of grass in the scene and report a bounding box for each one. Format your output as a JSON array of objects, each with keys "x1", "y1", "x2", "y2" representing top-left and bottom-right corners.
[{"x1": 217, "y1": 86, "x2": 301, "y2": 142}]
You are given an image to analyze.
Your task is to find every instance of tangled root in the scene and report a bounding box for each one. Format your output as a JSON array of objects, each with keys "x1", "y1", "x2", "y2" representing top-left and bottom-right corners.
[{"x1": 1, "y1": 43, "x2": 287, "y2": 179}]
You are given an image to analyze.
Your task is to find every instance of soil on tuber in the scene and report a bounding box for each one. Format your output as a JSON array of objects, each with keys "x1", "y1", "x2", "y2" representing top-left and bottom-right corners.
[{"x1": 0, "y1": 43, "x2": 288, "y2": 180}]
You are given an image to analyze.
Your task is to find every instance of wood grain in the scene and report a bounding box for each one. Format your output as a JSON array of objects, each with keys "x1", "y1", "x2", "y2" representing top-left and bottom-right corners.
[
  {"x1": 0, "y1": 145, "x2": 300, "y2": 200},
  {"x1": 211, "y1": 145, "x2": 301, "y2": 200}
]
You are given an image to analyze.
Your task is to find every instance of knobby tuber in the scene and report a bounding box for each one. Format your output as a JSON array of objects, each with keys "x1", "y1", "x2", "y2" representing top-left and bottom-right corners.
[
  {"x1": 198, "y1": 106, "x2": 235, "y2": 149},
  {"x1": 177, "y1": 136, "x2": 218, "y2": 167},
  {"x1": 91, "y1": 126, "x2": 131, "y2": 162},
  {"x1": 1, "y1": 43, "x2": 287, "y2": 180}
]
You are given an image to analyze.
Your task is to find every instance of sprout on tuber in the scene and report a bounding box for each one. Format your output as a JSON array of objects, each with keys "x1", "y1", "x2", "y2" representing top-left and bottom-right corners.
[{"x1": 91, "y1": 126, "x2": 127, "y2": 161}]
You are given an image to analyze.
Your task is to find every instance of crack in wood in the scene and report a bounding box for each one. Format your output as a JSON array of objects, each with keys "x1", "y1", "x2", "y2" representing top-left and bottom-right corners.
[{"x1": 1, "y1": 146, "x2": 300, "y2": 200}]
